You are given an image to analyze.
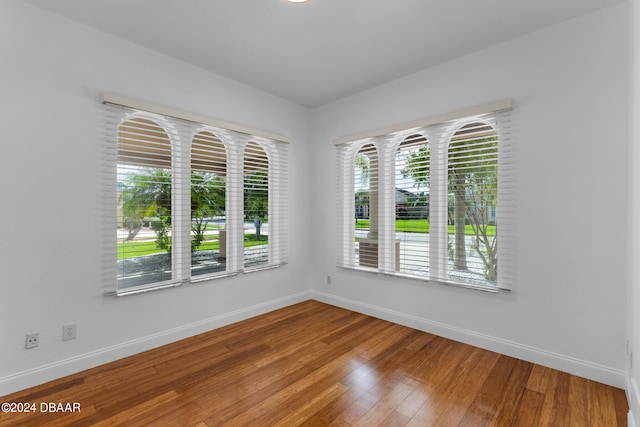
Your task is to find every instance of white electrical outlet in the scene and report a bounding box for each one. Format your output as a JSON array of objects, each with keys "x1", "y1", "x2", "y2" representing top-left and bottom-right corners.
[
  {"x1": 63, "y1": 323, "x2": 77, "y2": 341},
  {"x1": 25, "y1": 333, "x2": 39, "y2": 349}
]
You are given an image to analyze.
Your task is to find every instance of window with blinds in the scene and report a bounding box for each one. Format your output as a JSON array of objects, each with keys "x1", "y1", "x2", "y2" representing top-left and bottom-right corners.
[
  {"x1": 396, "y1": 134, "x2": 430, "y2": 276},
  {"x1": 104, "y1": 95, "x2": 289, "y2": 296},
  {"x1": 244, "y1": 141, "x2": 269, "y2": 269},
  {"x1": 190, "y1": 131, "x2": 227, "y2": 279},
  {"x1": 447, "y1": 123, "x2": 499, "y2": 286},
  {"x1": 354, "y1": 144, "x2": 379, "y2": 269},
  {"x1": 116, "y1": 117, "x2": 175, "y2": 289},
  {"x1": 336, "y1": 100, "x2": 515, "y2": 291}
]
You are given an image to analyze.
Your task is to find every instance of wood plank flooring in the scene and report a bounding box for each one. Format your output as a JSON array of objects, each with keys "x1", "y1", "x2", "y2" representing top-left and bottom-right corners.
[{"x1": 0, "y1": 300, "x2": 629, "y2": 426}]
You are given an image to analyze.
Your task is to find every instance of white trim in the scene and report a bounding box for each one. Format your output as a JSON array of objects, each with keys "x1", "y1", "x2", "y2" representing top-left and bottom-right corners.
[
  {"x1": 310, "y1": 291, "x2": 626, "y2": 388},
  {"x1": 0, "y1": 291, "x2": 311, "y2": 396},
  {"x1": 338, "y1": 266, "x2": 504, "y2": 293},
  {"x1": 628, "y1": 376, "x2": 640, "y2": 427},
  {"x1": 333, "y1": 98, "x2": 514, "y2": 145},
  {"x1": 101, "y1": 92, "x2": 290, "y2": 144}
]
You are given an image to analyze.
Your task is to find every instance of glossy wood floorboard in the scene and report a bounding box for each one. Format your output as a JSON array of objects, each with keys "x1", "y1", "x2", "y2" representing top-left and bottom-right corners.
[{"x1": 0, "y1": 300, "x2": 628, "y2": 426}]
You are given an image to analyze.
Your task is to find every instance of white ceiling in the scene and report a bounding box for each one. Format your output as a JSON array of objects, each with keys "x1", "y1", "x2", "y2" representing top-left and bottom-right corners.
[{"x1": 23, "y1": 0, "x2": 624, "y2": 108}]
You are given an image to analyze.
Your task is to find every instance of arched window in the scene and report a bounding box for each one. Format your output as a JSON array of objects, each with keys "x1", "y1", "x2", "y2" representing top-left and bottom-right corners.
[
  {"x1": 244, "y1": 141, "x2": 269, "y2": 268},
  {"x1": 106, "y1": 97, "x2": 290, "y2": 295},
  {"x1": 396, "y1": 134, "x2": 429, "y2": 275},
  {"x1": 117, "y1": 117, "x2": 173, "y2": 289},
  {"x1": 335, "y1": 101, "x2": 513, "y2": 290},
  {"x1": 191, "y1": 131, "x2": 227, "y2": 278},
  {"x1": 447, "y1": 122, "x2": 498, "y2": 285}
]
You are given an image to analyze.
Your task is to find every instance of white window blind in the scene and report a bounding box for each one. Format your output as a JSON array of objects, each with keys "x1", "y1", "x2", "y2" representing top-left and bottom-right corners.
[
  {"x1": 395, "y1": 134, "x2": 430, "y2": 276},
  {"x1": 190, "y1": 130, "x2": 227, "y2": 279},
  {"x1": 104, "y1": 96, "x2": 289, "y2": 296},
  {"x1": 243, "y1": 141, "x2": 270, "y2": 269},
  {"x1": 336, "y1": 100, "x2": 515, "y2": 291},
  {"x1": 355, "y1": 144, "x2": 380, "y2": 269}
]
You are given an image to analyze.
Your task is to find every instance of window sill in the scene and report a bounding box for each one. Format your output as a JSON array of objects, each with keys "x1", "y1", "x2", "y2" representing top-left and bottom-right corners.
[{"x1": 338, "y1": 265, "x2": 510, "y2": 293}]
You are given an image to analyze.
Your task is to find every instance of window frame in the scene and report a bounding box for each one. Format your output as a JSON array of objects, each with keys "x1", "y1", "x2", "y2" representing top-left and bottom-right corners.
[
  {"x1": 104, "y1": 94, "x2": 289, "y2": 296},
  {"x1": 335, "y1": 100, "x2": 515, "y2": 292}
]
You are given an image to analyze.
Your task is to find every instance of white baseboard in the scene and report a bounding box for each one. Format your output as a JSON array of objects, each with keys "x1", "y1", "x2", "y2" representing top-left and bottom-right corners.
[
  {"x1": 311, "y1": 291, "x2": 627, "y2": 389},
  {"x1": 2, "y1": 290, "x2": 627, "y2": 397},
  {"x1": 628, "y1": 376, "x2": 640, "y2": 427},
  {"x1": 0, "y1": 291, "x2": 311, "y2": 396}
]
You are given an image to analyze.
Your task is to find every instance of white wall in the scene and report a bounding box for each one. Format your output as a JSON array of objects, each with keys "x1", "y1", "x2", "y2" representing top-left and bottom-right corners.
[
  {"x1": 0, "y1": 0, "x2": 313, "y2": 394},
  {"x1": 629, "y1": 0, "x2": 640, "y2": 424},
  {"x1": 311, "y1": 4, "x2": 629, "y2": 388}
]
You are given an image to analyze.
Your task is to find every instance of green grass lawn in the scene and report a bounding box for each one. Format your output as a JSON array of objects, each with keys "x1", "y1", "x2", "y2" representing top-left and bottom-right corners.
[
  {"x1": 118, "y1": 234, "x2": 268, "y2": 260},
  {"x1": 355, "y1": 219, "x2": 496, "y2": 236}
]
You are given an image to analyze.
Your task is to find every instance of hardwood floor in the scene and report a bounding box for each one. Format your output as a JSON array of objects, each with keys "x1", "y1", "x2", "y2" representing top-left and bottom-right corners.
[{"x1": 0, "y1": 300, "x2": 628, "y2": 426}]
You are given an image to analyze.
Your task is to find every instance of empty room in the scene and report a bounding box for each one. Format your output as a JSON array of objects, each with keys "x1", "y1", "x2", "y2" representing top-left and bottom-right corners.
[{"x1": 1, "y1": 0, "x2": 639, "y2": 425}]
